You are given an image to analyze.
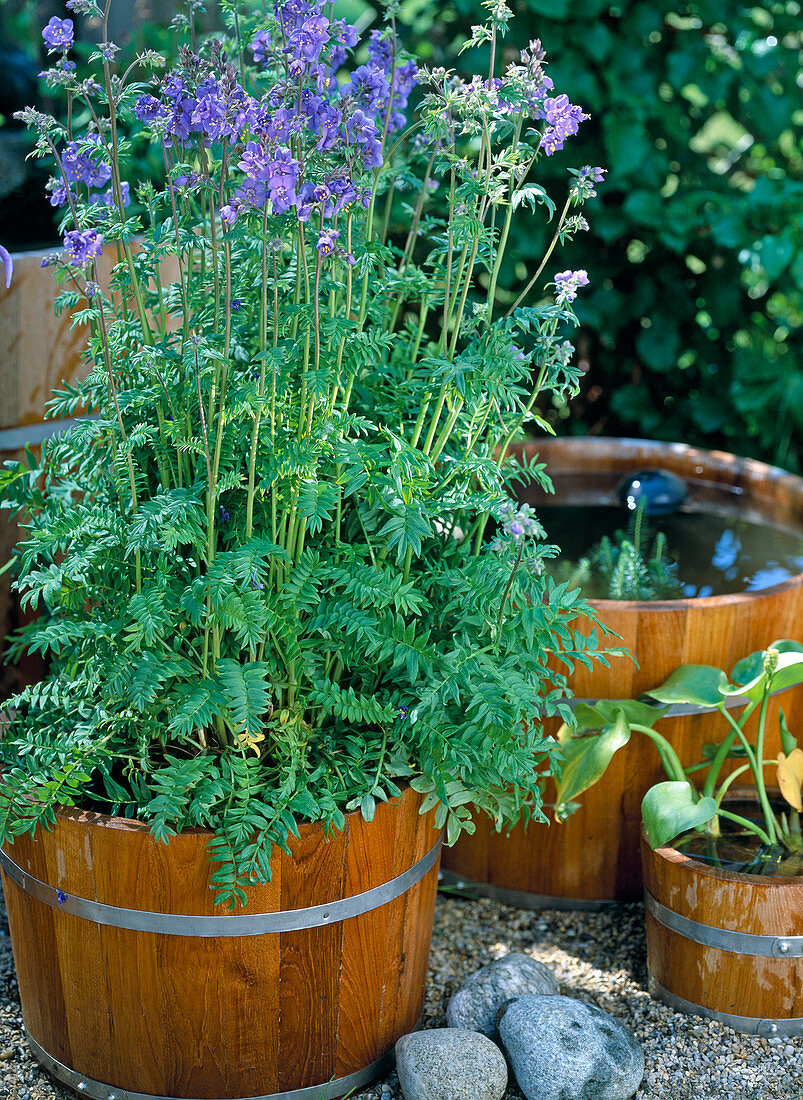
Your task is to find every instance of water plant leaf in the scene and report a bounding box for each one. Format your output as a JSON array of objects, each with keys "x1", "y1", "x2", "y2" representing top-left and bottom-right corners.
[
  {"x1": 645, "y1": 665, "x2": 728, "y2": 708},
  {"x1": 726, "y1": 651, "x2": 803, "y2": 702},
  {"x1": 777, "y1": 749, "x2": 803, "y2": 813},
  {"x1": 554, "y1": 711, "x2": 631, "y2": 820},
  {"x1": 641, "y1": 782, "x2": 717, "y2": 849},
  {"x1": 779, "y1": 711, "x2": 797, "y2": 756},
  {"x1": 731, "y1": 640, "x2": 803, "y2": 687},
  {"x1": 572, "y1": 698, "x2": 667, "y2": 733}
]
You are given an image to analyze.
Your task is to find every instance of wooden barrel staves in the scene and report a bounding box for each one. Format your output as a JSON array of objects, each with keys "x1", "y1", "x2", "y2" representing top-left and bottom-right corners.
[
  {"x1": 641, "y1": 828, "x2": 803, "y2": 1036},
  {"x1": 0, "y1": 786, "x2": 441, "y2": 1100},
  {"x1": 442, "y1": 438, "x2": 803, "y2": 906}
]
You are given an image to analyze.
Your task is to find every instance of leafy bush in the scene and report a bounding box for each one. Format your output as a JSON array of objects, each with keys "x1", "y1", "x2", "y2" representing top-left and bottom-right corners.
[{"x1": 1, "y1": 0, "x2": 609, "y2": 906}]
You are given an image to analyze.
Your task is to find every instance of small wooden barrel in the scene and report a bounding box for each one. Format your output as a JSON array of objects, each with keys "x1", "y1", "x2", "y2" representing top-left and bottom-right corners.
[
  {"x1": 442, "y1": 438, "x2": 803, "y2": 906},
  {"x1": 0, "y1": 786, "x2": 441, "y2": 1100},
  {"x1": 642, "y1": 825, "x2": 803, "y2": 1035}
]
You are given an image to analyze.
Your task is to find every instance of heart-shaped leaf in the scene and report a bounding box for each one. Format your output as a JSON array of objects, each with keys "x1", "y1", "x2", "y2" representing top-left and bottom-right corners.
[
  {"x1": 641, "y1": 781, "x2": 717, "y2": 849},
  {"x1": 554, "y1": 711, "x2": 631, "y2": 819},
  {"x1": 777, "y1": 749, "x2": 803, "y2": 813},
  {"x1": 645, "y1": 665, "x2": 728, "y2": 708}
]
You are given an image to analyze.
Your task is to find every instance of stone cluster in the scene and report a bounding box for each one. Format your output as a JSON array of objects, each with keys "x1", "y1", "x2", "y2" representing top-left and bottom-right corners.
[{"x1": 395, "y1": 951, "x2": 644, "y2": 1100}]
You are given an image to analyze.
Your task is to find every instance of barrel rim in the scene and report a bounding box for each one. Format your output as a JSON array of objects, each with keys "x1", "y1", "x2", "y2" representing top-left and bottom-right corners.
[
  {"x1": 29, "y1": 781, "x2": 416, "y2": 836},
  {"x1": 513, "y1": 436, "x2": 803, "y2": 610},
  {"x1": 640, "y1": 811, "x2": 803, "y2": 888}
]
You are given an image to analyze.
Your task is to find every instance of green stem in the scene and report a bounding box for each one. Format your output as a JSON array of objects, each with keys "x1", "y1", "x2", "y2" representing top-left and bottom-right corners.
[
  {"x1": 717, "y1": 809, "x2": 773, "y2": 847},
  {"x1": 97, "y1": 296, "x2": 141, "y2": 594},
  {"x1": 504, "y1": 193, "x2": 573, "y2": 319},
  {"x1": 629, "y1": 724, "x2": 686, "y2": 783},
  {"x1": 753, "y1": 684, "x2": 778, "y2": 844},
  {"x1": 701, "y1": 700, "x2": 759, "y2": 798}
]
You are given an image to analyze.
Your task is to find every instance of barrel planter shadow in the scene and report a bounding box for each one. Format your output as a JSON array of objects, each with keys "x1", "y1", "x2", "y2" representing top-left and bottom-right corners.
[
  {"x1": 441, "y1": 438, "x2": 803, "y2": 907},
  {"x1": 641, "y1": 814, "x2": 803, "y2": 1036},
  {"x1": 0, "y1": 786, "x2": 441, "y2": 1100}
]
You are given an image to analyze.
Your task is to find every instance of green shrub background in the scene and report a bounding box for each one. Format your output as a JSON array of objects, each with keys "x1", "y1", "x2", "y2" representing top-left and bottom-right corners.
[{"x1": 396, "y1": 0, "x2": 802, "y2": 470}]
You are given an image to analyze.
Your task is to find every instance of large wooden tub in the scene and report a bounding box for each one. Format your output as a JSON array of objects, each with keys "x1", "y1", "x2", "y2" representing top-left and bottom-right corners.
[
  {"x1": 0, "y1": 786, "x2": 441, "y2": 1099},
  {"x1": 442, "y1": 438, "x2": 803, "y2": 906}
]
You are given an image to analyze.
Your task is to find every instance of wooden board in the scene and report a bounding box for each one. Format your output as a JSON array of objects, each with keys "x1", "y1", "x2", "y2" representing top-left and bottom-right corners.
[{"x1": 0, "y1": 787, "x2": 441, "y2": 1099}]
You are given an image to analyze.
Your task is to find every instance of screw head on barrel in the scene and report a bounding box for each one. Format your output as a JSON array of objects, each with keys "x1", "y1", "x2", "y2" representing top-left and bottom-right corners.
[{"x1": 617, "y1": 468, "x2": 688, "y2": 516}]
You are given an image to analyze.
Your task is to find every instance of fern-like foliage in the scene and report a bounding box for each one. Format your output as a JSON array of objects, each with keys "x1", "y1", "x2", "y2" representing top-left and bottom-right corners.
[{"x1": 2, "y1": 0, "x2": 613, "y2": 905}]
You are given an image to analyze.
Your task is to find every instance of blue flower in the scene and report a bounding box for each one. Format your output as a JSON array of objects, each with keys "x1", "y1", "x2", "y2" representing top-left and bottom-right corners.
[
  {"x1": 42, "y1": 17, "x2": 74, "y2": 52},
  {"x1": 63, "y1": 228, "x2": 104, "y2": 266}
]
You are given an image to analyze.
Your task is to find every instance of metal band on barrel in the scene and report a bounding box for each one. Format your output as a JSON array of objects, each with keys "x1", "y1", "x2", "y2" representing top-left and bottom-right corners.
[
  {"x1": 0, "y1": 837, "x2": 441, "y2": 937},
  {"x1": 645, "y1": 890, "x2": 803, "y2": 958},
  {"x1": 647, "y1": 974, "x2": 803, "y2": 1037},
  {"x1": 25, "y1": 1029, "x2": 393, "y2": 1100},
  {"x1": 438, "y1": 869, "x2": 615, "y2": 912}
]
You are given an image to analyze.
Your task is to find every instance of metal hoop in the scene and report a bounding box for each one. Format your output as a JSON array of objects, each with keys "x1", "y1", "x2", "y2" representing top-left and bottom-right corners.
[
  {"x1": 25, "y1": 1030, "x2": 392, "y2": 1100},
  {"x1": 647, "y1": 974, "x2": 803, "y2": 1037},
  {"x1": 0, "y1": 838, "x2": 441, "y2": 937},
  {"x1": 645, "y1": 890, "x2": 803, "y2": 958},
  {"x1": 438, "y1": 869, "x2": 615, "y2": 911}
]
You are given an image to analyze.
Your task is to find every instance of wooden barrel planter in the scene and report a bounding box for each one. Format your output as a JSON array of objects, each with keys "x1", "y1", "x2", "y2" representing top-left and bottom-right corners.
[
  {"x1": 0, "y1": 785, "x2": 441, "y2": 1100},
  {"x1": 642, "y1": 816, "x2": 803, "y2": 1036},
  {"x1": 442, "y1": 438, "x2": 803, "y2": 907}
]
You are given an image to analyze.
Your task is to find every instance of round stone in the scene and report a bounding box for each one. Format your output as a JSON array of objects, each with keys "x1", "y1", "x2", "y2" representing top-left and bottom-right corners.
[
  {"x1": 617, "y1": 468, "x2": 687, "y2": 516},
  {"x1": 498, "y1": 994, "x2": 645, "y2": 1100},
  {"x1": 395, "y1": 1028, "x2": 508, "y2": 1100},
  {"x1": 446, "y1": 953, "x2": 559, "y2": 1040}
]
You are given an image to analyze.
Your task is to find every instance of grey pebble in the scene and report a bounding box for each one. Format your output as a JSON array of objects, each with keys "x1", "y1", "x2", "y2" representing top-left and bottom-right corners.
[
  {"x1": 395, "y1": 1028, "x2": 507, "y2": 1100},
  {"x1": 498, "y1": 994, "x2": 644, "y2": 1100},
  {"x1": 446, "y1": 952, "x2": 558, "y2": 1039}
]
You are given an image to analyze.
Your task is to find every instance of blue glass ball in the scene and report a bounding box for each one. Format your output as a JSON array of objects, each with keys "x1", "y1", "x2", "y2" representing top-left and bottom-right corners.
[{"x1": 617, "y1": 468, "x2": 688, "y2": 516}]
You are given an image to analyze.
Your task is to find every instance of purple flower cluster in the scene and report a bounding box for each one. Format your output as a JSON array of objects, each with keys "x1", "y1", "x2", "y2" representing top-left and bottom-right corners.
[
  {"x1": 135, "y1": 71, "x2": 254, "y2": 149},
  {"x1": 91, "y1": 181, "x2": 131, "y2": 208},
  {"x1": 0, "y1": 243, "x2": 12, "y2": 290},
  {"x1": 124, "y1": 1, "x2": 419, "y2": 235},
  {"x1": 42, "y1": 17, "x2": 73, "y2": 52},
  {"x1": 496, "y1": 501, "x2": 542, "y2": 544},
  {"x1": 541, "y1": 95, "x2": 589, "y2": 156},
  {"x1": 316, "y1": 228, "x2": 339, "y2": 256},
  {"x1": 365, "y1": 31, "x2": 418, "y2": 134},
  {"x1": 251, "y1": 30, "x2": 271, "y2": 65},
  {"x1": 572, "y1": 165, "x2": 606, "y2": 200},
  {"x1": 49, "y1": 136, "x2": 119, "y2": 209},
  {"x1": 554, "y1": 269, "x2": 590, "y2": 305},
  {"x1": 63, "y1": 137, "x2": 112, "y2": 189},
  {"x1": 63, "y1": 228, "x2": 104, "y2": 266}
]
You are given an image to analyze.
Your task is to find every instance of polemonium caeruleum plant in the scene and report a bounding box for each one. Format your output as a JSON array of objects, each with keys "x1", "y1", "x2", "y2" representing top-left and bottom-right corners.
[{"x1": 1, "y1": 0, "x2": 610, "y2": 905}]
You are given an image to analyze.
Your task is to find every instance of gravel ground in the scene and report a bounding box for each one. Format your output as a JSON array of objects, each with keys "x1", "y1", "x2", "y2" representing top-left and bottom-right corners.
[{"x1": 0, "y1": 886, "x2": 799, "y2": 1100}]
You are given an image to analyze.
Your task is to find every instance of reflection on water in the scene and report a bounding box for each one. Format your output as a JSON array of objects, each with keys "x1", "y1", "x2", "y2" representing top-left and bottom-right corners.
[
  {"x1": 539, "y1": 504, "x2": 803, "y2": 600},
  {"x1": 675, "y1": 821, "x2": 803, "y2": 878}
]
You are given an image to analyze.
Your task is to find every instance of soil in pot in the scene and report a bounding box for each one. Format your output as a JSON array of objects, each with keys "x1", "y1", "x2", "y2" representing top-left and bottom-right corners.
[{"x1": 441, "y1": 438, "x2": 803, "y2": 907}]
